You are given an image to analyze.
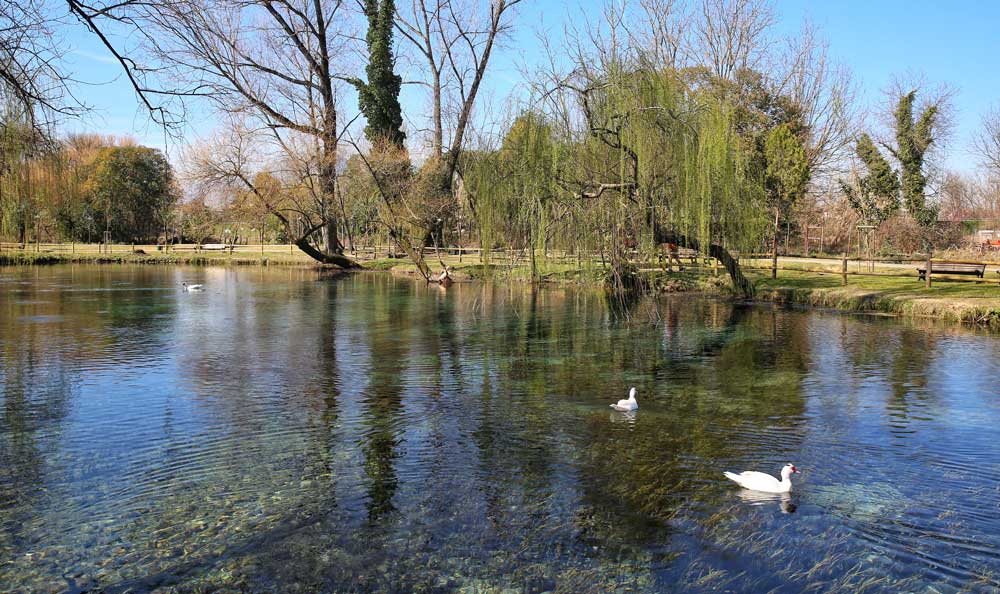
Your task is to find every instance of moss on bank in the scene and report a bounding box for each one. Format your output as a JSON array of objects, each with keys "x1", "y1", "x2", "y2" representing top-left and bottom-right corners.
[{"x1": 753, "y1": 270, "x2": 1000, "y2": 327}]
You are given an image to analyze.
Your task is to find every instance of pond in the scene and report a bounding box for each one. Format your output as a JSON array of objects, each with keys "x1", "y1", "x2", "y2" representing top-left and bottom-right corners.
[{"x1": 1, "y1": 265, "x2": 999, "y2": 593}]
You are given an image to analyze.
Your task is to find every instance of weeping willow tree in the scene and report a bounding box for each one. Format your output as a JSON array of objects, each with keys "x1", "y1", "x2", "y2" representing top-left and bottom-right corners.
[
  {"x1": 463, "y1": 112, "x2": 558, "y2": 282},
  {"x1": 0, "y1": 109, "x2": 52, "y2": 244},
  {"x1": 464, "y1": 67, "x2": 768, "y2": 297}
]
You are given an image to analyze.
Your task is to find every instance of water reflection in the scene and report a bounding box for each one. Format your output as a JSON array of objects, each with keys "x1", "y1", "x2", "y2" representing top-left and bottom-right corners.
[
  {"x1": 361, "y1": 277, "x2": 407, "y2": 521},
  {"x1": 609, "y1": 410, "x2": 637, "y2": 425},
  {"x1": 737, "y1": 490, "x2": 798, "y2": 514},
  {"x1": 1, "y1": 266, "x2": 1000, "y2": 592}
]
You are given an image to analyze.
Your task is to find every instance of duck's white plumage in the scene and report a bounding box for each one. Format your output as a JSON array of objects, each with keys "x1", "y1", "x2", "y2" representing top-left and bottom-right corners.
[
  {"x1": 182, "y1": 282, "x2": 204, "y2": 291},
  {"x1": 724, "y1": 463, "x2": 800, "y2": 494},
  {"x1": 610, "y1": 387, "x2": 638, "y2": 411}
]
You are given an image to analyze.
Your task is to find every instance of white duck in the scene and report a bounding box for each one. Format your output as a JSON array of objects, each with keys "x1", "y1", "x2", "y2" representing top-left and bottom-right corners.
[
  {"x1": 610, "y1": 387, "x2": 638, "y2": 412},
  {"x1": 182, "y1": 282, "x2": 204, "y2": 291},
  {"x1": 724, "y1": 463, "x2": 801, "y2": 494}
]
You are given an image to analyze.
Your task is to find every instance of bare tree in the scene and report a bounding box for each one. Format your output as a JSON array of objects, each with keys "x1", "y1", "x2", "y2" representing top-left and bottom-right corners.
[
  {"x1": 185, "y1": 117, "x2": 366, "y2": 262},
  {"x1": 974, "y1": 104, "x2": 1000, "y2": 176},
  {"x1": 67, "y1": 0, "x2": 361, "y2": 267},
  {"x1": 395, "y1": 0, "x2": 521, "y2": 181},
  {"x1": 692, "y1": 0, "x2": 775, "y2": 80},
  {"x1": 775, "y1": 21, "x2": 858, "y2": 181},
  {"x1": 1, "y1": 0, "x2": 85, "y2": 128},
  {"x1": 624, "y1": 0, "x2": 692, "y2": 70}
]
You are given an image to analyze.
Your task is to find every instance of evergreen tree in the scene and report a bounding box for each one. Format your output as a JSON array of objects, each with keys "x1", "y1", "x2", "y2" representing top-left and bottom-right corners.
[
  {"x1": 764, "y1": 123, "x2": 809, "y2": 276},
  {"x1": 349, "y1": 0, "x2": 405, "y2": 148},
  {"x1": 840, "y1": 133, "x2": 900, "y2": 226},
  {"x1": 893, "y1": 90, "x2": 939, "y2": 228}
]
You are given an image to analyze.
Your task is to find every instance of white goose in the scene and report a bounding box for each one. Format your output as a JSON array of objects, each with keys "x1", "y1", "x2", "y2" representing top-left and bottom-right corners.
[
  {"x1": 610, "y1": 387, "x2": 638, "y2": 412},
  {"x1": 724, "y1": 463, "x2": 801, "y2": 494},
  {"x1": 182, "y1": 282, "x2": 204, "y2": 291}
]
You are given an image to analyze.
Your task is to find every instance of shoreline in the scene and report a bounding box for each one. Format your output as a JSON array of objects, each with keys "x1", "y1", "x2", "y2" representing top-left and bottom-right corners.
[
  {"x1": 0, "y1": 249, "x2": 322, "y2": 268},
  {"x1": 755, "y1": 285, "x2": 1000, "y2": 328},
  {"x1": 5, "y1": 250, "x2": 1000, "y2": 328}
]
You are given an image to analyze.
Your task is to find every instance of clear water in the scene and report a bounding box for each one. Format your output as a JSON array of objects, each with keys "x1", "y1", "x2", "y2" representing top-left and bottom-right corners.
[{"x1": 1, "y1": 265, "x2": 999, "y2": 593}]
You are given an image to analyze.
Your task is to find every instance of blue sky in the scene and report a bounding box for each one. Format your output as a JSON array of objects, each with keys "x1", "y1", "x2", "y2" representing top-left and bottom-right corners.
[{"x1": 60, "y1": 0, "x2": 1000, "y2": 172}]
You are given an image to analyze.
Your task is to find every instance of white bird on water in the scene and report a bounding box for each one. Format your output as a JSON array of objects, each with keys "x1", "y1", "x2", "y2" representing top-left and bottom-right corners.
[
  {"x1": 724, "y1": 463, "x2": 801, "y2": 494},
  {"x1": 610, "y1": 387, "x2": 638, "y2": 412},
  {"x1": 182, "y1": 282, "x2": 204, "y2": 291}
]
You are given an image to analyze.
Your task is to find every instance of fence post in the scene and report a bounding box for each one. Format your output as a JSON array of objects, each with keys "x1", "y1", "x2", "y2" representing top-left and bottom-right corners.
[
  {"x1": 841, "y1": 253, "x2": 847, "y2": 286},
  {"x1": 925, "y1": 252, "x2": 932, "y2": 288}
]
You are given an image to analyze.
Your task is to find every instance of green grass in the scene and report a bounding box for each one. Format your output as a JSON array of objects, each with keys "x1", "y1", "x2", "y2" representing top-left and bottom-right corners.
[
  {"x1": 754, "y1": 269, "x2": 1000, "y2": 298},
  {"x1": 752, "y1": 269, "x2": 1000, "y2": 326}
]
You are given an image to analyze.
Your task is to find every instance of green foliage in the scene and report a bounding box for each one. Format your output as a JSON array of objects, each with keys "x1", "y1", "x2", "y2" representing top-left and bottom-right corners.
[
  {"x1": 85, "y1": 146, "x2": 176, "y2": 241},
  {"x1": 764, "y1": 123, "x2": 809, "y2": 212},
  {"x1": 353, "y1": 0, "x2": 405, "y2": 147},
  {"x1": 840, "y1": 134, "x2": 900, "y2": 226},
  {"x1": 0, "y1": 117, "x2": 45, "y2": 242},
  {"x1": 466, "y1": 112, "x2": 557, "y2": 258},
  {"x1": 623, "y1": 69, "x2": 769, "y2": 254},
  {"x1": 338, "y1": 155, "x2": 382, "y2": 237},
  {"x1": 843, "y1": 90, "x2": 941, "y2": 235},
  {"x1": 463, "y1": 68, "x2": 771, "y2": 280},
  {"x1": 894, "y1": 90, "x2": 939, "y2": 228},
  {"x1": 686, "y1": 67, "x2": 805, "y2": 178}
]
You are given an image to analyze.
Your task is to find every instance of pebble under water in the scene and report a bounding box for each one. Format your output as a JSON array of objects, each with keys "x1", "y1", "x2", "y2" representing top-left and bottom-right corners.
[{"x1": 1, "y1": 265, "x2": 1000, "y2": 593}]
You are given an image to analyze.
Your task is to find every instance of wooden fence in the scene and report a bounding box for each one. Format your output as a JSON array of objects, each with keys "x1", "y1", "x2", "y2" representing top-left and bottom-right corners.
[{"x1": 4, "y1": 241, "x2": 1000, "y2": 285}]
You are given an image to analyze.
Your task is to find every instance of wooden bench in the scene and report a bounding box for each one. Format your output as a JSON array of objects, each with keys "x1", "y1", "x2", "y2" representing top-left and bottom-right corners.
[
  {"x1": 655, "y1": 245, "x2": 700, "y2": 270},
  {"x1": 916, "y1": 262, "x2": 986, "y2": 281}
]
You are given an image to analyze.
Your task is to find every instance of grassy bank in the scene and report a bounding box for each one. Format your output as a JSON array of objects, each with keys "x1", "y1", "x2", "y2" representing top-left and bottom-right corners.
[
  {"x1": 375, "y1": 255, "x2": 1000, "y2": 326},
  {"x1": 753, "y1": 270, "x2": 1000, "y2": 326}
]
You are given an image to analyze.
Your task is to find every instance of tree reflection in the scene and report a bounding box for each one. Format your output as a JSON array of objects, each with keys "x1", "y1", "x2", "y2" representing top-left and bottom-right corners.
[
  {"x1": 360, "y1": 277, "x2": 408, "y2": 522},
  {"x1": 566, "y1": 300, "x2": 811, "y2": 549},
  {"x1": 0, "y1": 276, "x2": 83, "y2": 550}
]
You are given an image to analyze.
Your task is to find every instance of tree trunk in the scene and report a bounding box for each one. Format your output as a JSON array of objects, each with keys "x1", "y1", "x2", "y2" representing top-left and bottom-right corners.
[
  {"x1": 431, "y1": 68, "x2": 443, "y2": 157},
  {"x1": 654, "y1": 225, "x2": 754, "y2": 298},
  {"x1": 771, "y1": 209, "x2": 779, "y2": 279},
  {"x1": 318, "y1": 143, "x2": 343, "y2": 256},
  {"x1": 324, "y1": 218, "x2": 337, "y2": 254},
  {"x1": 389, "y1": 227, "x2": 431, "y2": 280},
  {"x1": 295, "y1": 236, "x2": 362, "y2": 268}
]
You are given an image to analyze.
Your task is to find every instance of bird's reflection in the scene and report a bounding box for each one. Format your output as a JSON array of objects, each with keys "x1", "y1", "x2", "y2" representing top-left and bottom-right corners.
[
  {"x1": 738, "y1": 490, "x2": 797, "y2": 514},
  {"x1": 609, "y1": 410, "x2": 638, "y2": 426}
]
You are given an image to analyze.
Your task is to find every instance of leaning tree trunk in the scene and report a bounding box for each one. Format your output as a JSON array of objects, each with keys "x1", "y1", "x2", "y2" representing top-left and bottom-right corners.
[
  {"x1": 295, "y1": 233, "x2": 362, "y2": 268},
  {"x1": 654, "y1": 225, "x2": 755, "y2": 298}
]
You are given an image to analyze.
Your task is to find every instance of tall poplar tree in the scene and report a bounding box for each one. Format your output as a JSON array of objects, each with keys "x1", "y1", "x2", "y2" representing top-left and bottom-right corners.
[{"x1": 348, "y1": 0, "x2": 405, "y2": 148}]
